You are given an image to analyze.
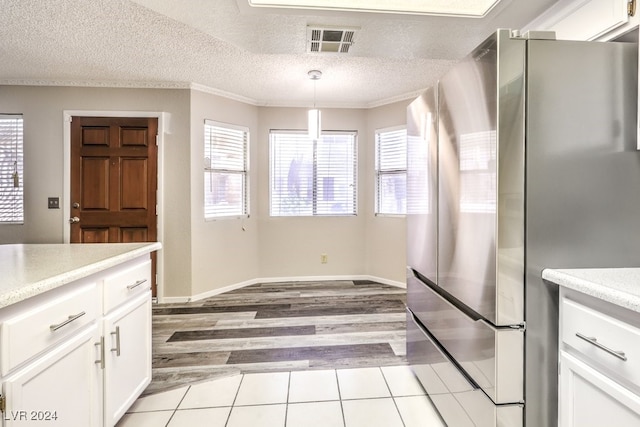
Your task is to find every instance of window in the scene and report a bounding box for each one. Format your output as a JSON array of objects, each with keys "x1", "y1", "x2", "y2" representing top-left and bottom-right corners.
[
  {"x1": 375, "y1": 126, "x2": 407, "y2": 215},
  {"x1": 0, "y1": 115, "x2": 24, "y2": 223},
  {"x1": 204, "y1": 120, "x2": 249, "y2": 219},
  {"x1": 270, "y1": 130, "x2": 357, "y2": 216}
]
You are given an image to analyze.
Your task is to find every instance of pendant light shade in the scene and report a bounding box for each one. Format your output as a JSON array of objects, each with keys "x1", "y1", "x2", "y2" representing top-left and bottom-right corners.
[
  {"x1": 308, "y1": 108, "x2": 321, "y2": 141},
  {"x1": 308, "y1": 70, "x2": 322, "y2": 140}
]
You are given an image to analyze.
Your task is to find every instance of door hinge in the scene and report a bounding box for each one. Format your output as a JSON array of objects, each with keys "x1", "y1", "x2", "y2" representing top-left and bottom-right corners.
[
  {"x1": 0, "y1": 394, "x2": 6, "y2": 413},
  {"x1": 155, "y1": 204, "x2": 158, "y2": 216},
  {"x1": 155, "y1": 134, "x2": 159, "y2": 146},
  {"x1": 629, "y1": 0, "x2": 636, "y2": 16}
]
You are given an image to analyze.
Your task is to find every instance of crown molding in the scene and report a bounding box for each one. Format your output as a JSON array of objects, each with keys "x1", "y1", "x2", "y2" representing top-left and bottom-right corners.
[
  {"x1": 0, "y1": 78, "x2": 419, "y2": 109},
  {"x1": 0, "y1": 79, "x2": 192, "y2": 90},
  {"x1": 189, "y1": 83, "x2": 259, "y2": 105}
]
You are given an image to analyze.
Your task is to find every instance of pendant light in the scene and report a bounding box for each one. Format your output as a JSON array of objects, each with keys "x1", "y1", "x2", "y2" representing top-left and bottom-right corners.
[{"x1": 308, "y1": 70, "x2": 322, "y2": 141}]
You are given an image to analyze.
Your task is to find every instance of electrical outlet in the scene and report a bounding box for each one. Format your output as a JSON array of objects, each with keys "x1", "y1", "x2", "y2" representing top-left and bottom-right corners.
[
  {"x1": 321, "y1": 254, "x2": 328, "y2": 264},
  {"x1": 48, "y1": 197, "x2": 60, "y2": 209}
]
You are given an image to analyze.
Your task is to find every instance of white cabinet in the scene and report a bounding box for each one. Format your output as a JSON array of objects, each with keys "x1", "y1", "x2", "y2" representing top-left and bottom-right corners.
[
  {"x1": 0, "y1": 254, "x2": 153, "y2": 427},
  {"x1": 1, "y1": 324, "x2": 103, "y2": 426},
  {"x1": 103, "y1": 291, "x2": 152, "y2": 426},
  {"x1": 526, "y1": 0, "x2": 630, "y2": 41},
  {"x1": 559, "y1": 288, "x2": 640, "y2": 426},
  {"x1": 560, "y1": 351, "x2": 640, "y2": 427}
]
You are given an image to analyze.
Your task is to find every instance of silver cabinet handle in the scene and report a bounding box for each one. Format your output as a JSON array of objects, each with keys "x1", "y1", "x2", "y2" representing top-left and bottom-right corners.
[
  {"x1": 110, "y1": 326, "x2": 121, "y2": 356},
  {"x1": 575, "y1": 332, "x2": 628, "y2": 361},
  {"x1": 126, "y1": 279, "x2": 147, "y2": 291},
  {"x1": 50, "y1": 311, "x2": 86, "y2": 331},
  {"x1": 95, "y1": 336, "x2": 105, "y2": 369}
]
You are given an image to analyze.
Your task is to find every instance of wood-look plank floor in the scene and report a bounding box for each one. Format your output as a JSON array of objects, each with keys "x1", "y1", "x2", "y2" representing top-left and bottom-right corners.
[{"x1": 146, "y1": 280, "x2": 408, "y2": 395}]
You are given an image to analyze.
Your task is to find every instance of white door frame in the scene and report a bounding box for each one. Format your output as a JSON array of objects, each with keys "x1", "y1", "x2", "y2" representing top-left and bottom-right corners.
[{"x1": 62, "y1": 110, "x2": 166, "y2": 300}]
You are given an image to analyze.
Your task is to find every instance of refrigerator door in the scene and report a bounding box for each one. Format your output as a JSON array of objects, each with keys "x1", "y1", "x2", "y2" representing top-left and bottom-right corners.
[
  {"x1": 407, "y1": 88, "x2": 438, "y2": 283},
  {"x1": 523, "y1": 38, "x2": 639, "y2": 427},
  {"x1": 437, "y1": 29, "x2": 525, "y2": 326},
  {"x1": 407, "y1": 308, "x2": 523, "y2": 427},
  {"x1": 408, "y1": 272, "x2": 523, "y2": 404}
]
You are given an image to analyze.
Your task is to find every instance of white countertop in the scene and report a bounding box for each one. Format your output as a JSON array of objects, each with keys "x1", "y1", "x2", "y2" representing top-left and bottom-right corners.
[
  {"x1": 542, "y1": 268, "x2": 640, "y2": 313},
  {"x1": 0, "y1": 242, "x2": 161, "y2": 309}
]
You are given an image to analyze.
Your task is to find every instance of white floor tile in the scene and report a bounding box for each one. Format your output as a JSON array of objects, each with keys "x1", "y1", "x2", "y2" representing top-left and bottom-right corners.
[
  {"x1": 289, "y1": 369, "x2": 340, "y2": 403},
  {"x1": 342, "y1": 398, "x2": 404, "y2": 427},
  {"x1": 234, "y1": 372, "x2": 290, "y2": 406},
  {"x1": 226, "y1": 404, "x2": 287, "y2": 427},
  {"x1": 116, "y1": 411, "x2": 174, "y2": 427},
  {"x1": 337, "y1": 367, "x2": 391, "y2": 400},
  {"x1": 168, "y1": 407, "x2": 231, "y2": 427},
  {"x1": 395, "y1": 395, "x2": 445, "y2": 427},
  {"x1": 381, "y1": 365, "x2": 426, "y2": 397},
  {"x1": 127, "y1": 387, "x2": 189, "y2": 413},
  {"x1": 286, "y1": 401, "x2": 344, "y2": 427},
  {"x1": 178, "y1": 375, "x2": 242, "y2": 409}
]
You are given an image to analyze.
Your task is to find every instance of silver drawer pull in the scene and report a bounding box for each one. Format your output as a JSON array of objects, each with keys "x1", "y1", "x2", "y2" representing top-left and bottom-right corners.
[
  {"x1": 126, "y1": 279, "x2": 147, "y2": 291},
  {"x1": 95, "y1": 336, "x2": 105, "y2": 369},
  {"x1": 50, "y1": 311, "x2": 86, "y2": 331},
  {"x1": 575, "y1": 332, "x2": 628, "y2": 361},
  {"x1": 110, "y1": 326, "x2": 121, "y2": 356}
]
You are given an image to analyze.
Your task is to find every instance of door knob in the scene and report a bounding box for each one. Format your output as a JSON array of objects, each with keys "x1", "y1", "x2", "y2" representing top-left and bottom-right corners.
[{"x1": 69, "y1": 217, "x2": 80, "y2": 224}]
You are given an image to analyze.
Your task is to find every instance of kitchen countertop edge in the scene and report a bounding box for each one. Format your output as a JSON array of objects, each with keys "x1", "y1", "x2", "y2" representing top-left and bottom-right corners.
[
  {"x1": 0, "y1": 242, "x2": 162, "y2": 309},
  {"x1": 542, "y1": 268, "x2": 640, "y2": 314}
]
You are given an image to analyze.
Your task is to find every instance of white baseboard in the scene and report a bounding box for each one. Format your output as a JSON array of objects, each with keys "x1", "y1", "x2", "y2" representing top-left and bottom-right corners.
[{"x1": 159, "y1": 274, "x2": 406, "y2": 304}]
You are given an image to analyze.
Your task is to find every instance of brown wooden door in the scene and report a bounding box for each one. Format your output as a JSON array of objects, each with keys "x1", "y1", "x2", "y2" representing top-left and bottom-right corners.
[{"x1": 70, "y1": 116, "x2": 158, "y2": 296}]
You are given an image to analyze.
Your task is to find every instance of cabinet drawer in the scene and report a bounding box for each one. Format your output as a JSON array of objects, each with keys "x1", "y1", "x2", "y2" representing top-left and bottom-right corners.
[
  {"x1": 104, "y1": 258, "x2": 151, "y2": 313},
  {"x1": 0, "y1": 281, "x2": 99, "y2": 376},
  {"x1": 561, "y1": 297, "x2": 640, "y2": 391}
]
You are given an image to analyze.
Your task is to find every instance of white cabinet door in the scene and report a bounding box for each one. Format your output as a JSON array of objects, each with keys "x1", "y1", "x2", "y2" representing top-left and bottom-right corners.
[
  {"x1": 534, "y1": 0, "x2": 629, "y2": 41},
  {"x1": 103, "y1": 291, "x2": 152, "y2": 426},
  {"x1": 560, "y1": 351, "x2": 640, "y2": 427},
  {"x1": 1, "y1": 323, "x2": 102, "y2": 427}
]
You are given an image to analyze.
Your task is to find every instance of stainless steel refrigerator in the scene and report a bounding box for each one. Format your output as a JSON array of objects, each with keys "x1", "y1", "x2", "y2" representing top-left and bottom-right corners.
[{"x1": 406, "y1": 29, "x2": 639, "y2": 426}]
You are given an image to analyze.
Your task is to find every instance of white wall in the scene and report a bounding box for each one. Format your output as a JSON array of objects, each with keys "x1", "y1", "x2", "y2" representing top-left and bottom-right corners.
[
  {"x1": 189, "y1": 89, "x2": 261, "y2": 297},
  {"x1": 0, "y1": 85, "x2": 411, "y2": 300},
  {"x1": 0, "y1": 85, "x2": 193, "y2": 298},
  {"x1": 256, "y1": 107, "x2": 369, "y2": 279},
  {"x1": 365, "y1": 100, "x2": 412, "y2": 285}
]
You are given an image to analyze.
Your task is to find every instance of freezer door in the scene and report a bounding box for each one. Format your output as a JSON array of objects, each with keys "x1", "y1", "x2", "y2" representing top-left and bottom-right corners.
[
  {"x1": 406, "y1": 87, "x2": 438, "y2": 282},
  {"x1": 437, "y1": 29, "x2": 525, "y2": 326},
  {"x1": 407, "y1": 309, "x2": 523, "y2": 427},
  {"x1": 408, "y1": 273, "x2": 523, "y2": 404}
]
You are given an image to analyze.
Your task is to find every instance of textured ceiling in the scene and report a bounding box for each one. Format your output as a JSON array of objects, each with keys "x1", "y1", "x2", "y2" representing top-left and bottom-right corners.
[{"x1": 0, "y1": 0, "x2": 559, "y2": 107}]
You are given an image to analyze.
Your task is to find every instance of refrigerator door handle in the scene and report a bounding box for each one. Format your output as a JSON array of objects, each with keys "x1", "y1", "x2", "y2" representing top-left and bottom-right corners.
[
  {"x1": 409, "y1": 310, "x2": 482, "y2": 391},
  {"x1": 412, "y1": 269, "x2": 525, "y2": 331},
  {"x1": 412, "y1": 269, "x2": 482, "y2": 321}
]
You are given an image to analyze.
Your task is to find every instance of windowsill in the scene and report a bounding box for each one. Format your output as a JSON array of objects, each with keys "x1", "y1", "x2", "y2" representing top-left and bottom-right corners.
[{"x1": 205, "y1": 214, "x2": 250, "y2": 222}]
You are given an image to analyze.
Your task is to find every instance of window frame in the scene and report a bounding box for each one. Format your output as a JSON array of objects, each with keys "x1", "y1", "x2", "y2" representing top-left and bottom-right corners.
[
  {"x1": 203, "y1": 119, "x2": 250, "y2": 221},
  {"x1": 0, "y1": 114, "x2": 24, "y2": 224},
  {"x1": 269, "y1": 129, "x2": 358, "y2": 217},
  {"x1": 374, "y1": 125, "x2": 407, "y2": 216}
]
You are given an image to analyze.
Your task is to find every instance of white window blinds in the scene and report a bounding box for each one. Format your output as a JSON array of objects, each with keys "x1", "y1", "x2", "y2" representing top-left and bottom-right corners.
[
  {"x1": 270, "y1": 130, "x2": 357, "y2": 217},
  {"x1": 375, "y1": 126, "x2": 407, "y2": 215},
  {"x1": 204, "y1": 120, "x2": 249, "y2": 219},
  {"x1": 0, "y1": 115, "x2": 24, "y2": 223}
]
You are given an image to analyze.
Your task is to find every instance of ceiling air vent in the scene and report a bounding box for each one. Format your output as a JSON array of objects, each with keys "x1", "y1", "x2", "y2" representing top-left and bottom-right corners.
[{"x1": 307, "y1": 26, "x2": 358, "y2": 54}]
